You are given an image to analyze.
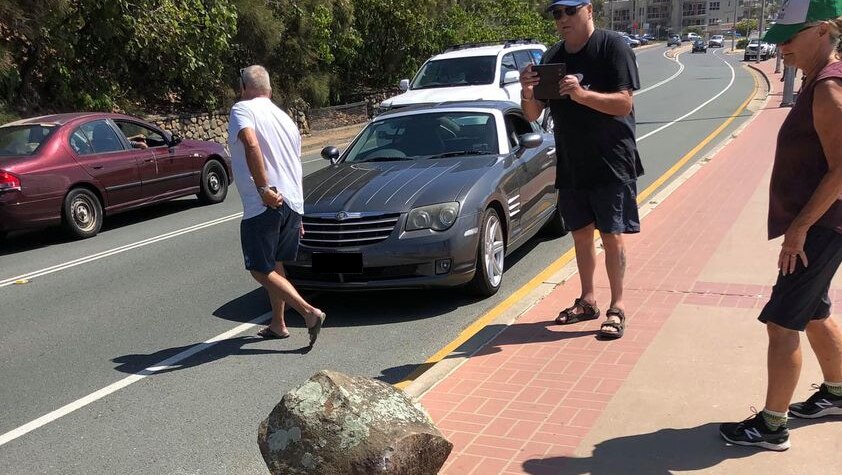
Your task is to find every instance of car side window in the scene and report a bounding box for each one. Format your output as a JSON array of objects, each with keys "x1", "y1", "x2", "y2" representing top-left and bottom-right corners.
[
  {"x1": 505, "y1": 114, "x2": 533, "y2": 149},
  {"x1": 69, "y1": 130, "x2": 94, "y2": 155},
  {"x1": 73, "y1": 120, "x2": 124, "y2": 154},
  {"x1": 500, "y1": 53, "x2": 517, "y2": 82},
  {"x1": 513, "y1": 50, "x2": 535, "y2": 70},
  {"x1": 114, "y1": 121, "x2": 167, "y2": 149}
]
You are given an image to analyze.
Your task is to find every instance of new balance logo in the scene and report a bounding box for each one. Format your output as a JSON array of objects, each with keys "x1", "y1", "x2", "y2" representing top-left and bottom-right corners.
[
  {"x1": 815, "y1": 399, "x2": 834, "y2": 409},
  {"x1": 743, "y1": 428, "x2": 762, "y2": 440}
]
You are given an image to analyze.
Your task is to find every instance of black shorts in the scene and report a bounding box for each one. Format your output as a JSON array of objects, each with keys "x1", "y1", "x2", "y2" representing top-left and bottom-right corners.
[
  {"x1": 759, "y1": 226, "x2": 842, "y2": 331},
  {"x1": 240, "y1": 203, "x2": 302, "y2": 273},
  {"x1": 557, "y1": 182, "x2": 640, "y2": 234}
]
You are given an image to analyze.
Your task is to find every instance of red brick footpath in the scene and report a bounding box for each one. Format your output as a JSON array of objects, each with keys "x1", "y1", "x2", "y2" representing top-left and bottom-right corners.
[{"x1": 417, "y1": 60, "x2": 842, "y2": 474}]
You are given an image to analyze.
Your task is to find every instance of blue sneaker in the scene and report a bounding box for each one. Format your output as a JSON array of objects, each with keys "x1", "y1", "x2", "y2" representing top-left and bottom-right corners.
[
  {"x1": 719, "y1": 411, "x2": 790, "y2": 451},
  {"x1": 789, "y1": 384, "x2": 842, "y2": 419}
]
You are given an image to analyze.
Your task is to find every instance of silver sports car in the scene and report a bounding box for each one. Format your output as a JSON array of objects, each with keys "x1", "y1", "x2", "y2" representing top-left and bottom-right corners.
[{"x1": 285, "y1": 101, "x2": 566, "y2": 296}]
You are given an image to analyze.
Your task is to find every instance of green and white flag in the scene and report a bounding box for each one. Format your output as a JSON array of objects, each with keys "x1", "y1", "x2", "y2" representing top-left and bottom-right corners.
[{"x1": 764, "y1": 0, "x2": 842, "y2": 44}]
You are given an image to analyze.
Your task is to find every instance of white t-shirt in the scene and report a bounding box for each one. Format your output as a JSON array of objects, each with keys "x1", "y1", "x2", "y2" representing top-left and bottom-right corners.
[{"x1": 228, "y1": 97, "x2": 304, "y2": 219}]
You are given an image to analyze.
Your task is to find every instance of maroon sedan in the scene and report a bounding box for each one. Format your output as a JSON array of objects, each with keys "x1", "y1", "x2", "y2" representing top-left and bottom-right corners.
[{"x1": 0, "y1": 113, "x2": 231, "y2": 239}]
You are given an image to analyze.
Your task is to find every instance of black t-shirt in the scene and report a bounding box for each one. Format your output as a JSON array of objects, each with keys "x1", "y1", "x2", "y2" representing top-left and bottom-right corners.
[{"x1": 541, "y1": 29, "x2": 644, "y2": 189}]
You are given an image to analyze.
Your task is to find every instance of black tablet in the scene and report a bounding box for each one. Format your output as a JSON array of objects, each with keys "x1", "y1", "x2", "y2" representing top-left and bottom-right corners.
[{"x1": 532, "y1": 63, "x2": 567, "y2": 100}]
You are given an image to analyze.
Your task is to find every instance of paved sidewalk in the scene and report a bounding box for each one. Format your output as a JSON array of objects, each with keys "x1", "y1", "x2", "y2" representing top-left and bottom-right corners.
[{"x1": 418, "y1": 60, "x2": 842, "y2": 474}]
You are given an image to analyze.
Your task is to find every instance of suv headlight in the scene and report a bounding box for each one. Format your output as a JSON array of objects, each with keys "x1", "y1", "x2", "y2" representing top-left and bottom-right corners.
[{"x1": 406, "y1": 202, "x2": 460, "y2": 232}]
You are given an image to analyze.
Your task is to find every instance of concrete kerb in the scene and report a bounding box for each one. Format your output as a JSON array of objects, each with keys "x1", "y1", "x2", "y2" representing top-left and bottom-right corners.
[{"x1": 403, "y1": 56, "x2": 776, "y2": 401}]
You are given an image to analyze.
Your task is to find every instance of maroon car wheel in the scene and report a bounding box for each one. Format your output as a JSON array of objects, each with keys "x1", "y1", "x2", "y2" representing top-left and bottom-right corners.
[
  {"x1": 63, "y1": 188, "x2": 103, "y2": 239},
  {"x1": 197, "y1": 160, "x2": 228, "y2": 204}
]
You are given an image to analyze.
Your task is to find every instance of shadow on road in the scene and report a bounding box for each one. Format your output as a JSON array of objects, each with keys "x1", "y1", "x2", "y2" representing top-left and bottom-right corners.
[
  {"x1": 0, "y1": 198, "x2": 206, "y2": 256},
  {"x1": 522, "y1": 423, "x2": 755, "y2": 475},
  {"x1": 112, "y1": 336, "x2": 312, "y2": 375}
]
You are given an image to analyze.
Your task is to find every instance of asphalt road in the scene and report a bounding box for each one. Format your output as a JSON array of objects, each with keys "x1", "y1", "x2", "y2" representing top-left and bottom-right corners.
[{"x1": 0, "y1": 45, "x2": 759, "y2": 474}]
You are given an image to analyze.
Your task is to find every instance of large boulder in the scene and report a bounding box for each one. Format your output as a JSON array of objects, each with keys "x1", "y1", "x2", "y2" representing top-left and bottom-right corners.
[{"x1": 258, "y1": 370, "x2": 452, "y2": 475}]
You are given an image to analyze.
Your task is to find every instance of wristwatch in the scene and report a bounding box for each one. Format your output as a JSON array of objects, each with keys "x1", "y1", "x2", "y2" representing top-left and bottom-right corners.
[{"x1": 256, "y1": 185, "x2": 271, "y2": 195}]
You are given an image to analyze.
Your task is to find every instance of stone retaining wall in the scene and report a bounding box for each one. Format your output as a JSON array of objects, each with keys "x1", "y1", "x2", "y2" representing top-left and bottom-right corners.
[{"x1": 145, "y1": 107, "x2": 310, "y2": 145}]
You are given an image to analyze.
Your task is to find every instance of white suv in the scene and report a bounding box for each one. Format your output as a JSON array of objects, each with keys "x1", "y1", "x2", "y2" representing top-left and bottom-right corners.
[{"x1": 378, "y1": 40, "x2": 547, "y2": 114}]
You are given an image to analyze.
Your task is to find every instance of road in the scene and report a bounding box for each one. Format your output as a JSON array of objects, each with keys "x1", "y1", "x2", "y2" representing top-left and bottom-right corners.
[{"x1": 0, "y1": 46, "x2": 760, "y2": 474}]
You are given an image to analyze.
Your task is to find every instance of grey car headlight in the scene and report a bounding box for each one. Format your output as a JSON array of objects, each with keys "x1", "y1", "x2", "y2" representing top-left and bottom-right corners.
[{"x1": 406, "y1": 202, "x2": 460, "y2": 232}]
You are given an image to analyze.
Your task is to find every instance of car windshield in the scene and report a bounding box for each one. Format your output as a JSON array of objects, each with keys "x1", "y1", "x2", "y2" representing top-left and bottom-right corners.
[
  {"x1": 344, "y1": 111, "x2": 499, "y2": 162},
  {"x1": 0, "y1": 124, "x2": 57, "y2": 157},
  {"x1": 411, "y1": 56, "x2": 497, "y2": 89}
]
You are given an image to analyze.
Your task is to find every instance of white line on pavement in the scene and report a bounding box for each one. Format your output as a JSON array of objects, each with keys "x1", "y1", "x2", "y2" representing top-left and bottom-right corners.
[
  {"x1": 0, "y1": 213, "x2": 243, "y2": 288},
  {"x1": 637, "y1": 50, "x2": 685, "y2": 96},
  {"x1": 638, "y1": 50, "x2": 736, "y2": 142},
  {"x1": 0, "y1": 314, "x2": 269, "y2": 447}
]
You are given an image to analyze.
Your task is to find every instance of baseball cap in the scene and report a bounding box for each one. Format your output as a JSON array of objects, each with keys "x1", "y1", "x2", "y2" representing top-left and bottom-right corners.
[
  {"x1": 546, "y1": 0, "x2": 591, "y2": 11},
  {"x1": 764, "y1": 0, "x2": 842, "y2": 44}
]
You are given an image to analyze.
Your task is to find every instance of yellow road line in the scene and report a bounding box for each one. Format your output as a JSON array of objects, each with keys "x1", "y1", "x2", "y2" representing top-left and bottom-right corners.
[{"x1": 394, "y1": 65, "x2": 761, "y2": 391}]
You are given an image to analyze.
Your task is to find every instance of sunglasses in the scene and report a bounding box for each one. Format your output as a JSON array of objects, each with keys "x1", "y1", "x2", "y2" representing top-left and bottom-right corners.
[
  {"x1": 551, "y1": 4, "x2": 584, "y2": 20},
  {"x1": 781, "y1": 25, "x2": 817, "y2": 45},
  {"x1": 239, "y1": 67, "x2": 246, "y2": 89}
]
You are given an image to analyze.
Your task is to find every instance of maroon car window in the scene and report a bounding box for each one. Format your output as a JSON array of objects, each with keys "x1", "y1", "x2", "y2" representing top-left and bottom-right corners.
[
  {"x1": 0, "y1": 125, "x2": 56, "y2": 156},
  {"x1": 75, "y1": 120, "x2": 125, "y2": 154},
  {"x1": 114, "y1": 121, "x2": 167, "y2": 149}
]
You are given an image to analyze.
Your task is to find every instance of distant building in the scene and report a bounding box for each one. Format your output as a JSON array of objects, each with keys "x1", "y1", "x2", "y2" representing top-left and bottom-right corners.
[{"x1": 604, "y1": 0, "x2": 777, "y2": 36}]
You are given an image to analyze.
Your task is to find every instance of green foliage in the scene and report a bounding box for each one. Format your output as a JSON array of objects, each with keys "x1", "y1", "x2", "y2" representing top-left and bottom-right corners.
[
  {"x1": 737, "y1": 38, "x2": 750, "y2": 49},
  {"x1": 0, "y1": 0, "x2": 562, "y2": 115},
  {"x1": 736, "y1": 19, "x2": 758, "y2": 38}
]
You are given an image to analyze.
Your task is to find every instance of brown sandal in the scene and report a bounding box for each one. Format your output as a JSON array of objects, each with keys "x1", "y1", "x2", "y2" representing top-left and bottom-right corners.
[
  {"x1": 555, "y1": 298, "x2": 600, "y2": 325},
  {"x1": 598, "y1": 308, "x2": 625, "y2": 339}
]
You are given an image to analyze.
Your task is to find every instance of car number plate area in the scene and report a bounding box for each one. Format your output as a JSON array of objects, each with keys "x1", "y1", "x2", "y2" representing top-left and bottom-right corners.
[{"x1": 312, "y1": 252, "x2": 363, "y2": 274}]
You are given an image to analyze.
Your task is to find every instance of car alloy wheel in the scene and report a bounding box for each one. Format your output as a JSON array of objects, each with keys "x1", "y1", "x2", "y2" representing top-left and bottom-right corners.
[{"x1": 482, "y1": 211, "x2": 505, "y2": 288}]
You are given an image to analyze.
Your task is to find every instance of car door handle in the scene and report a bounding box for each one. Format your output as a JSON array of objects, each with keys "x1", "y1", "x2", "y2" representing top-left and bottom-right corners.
[
  {"x1": 144, "y1": 158, "x2": 155, "y2": 163},
  {"x1": 92, "y1": 165, "x2": 103, "y2": 170},
  {"x1": 547, "y1": 147, "x2": 556, "y2": 156}
]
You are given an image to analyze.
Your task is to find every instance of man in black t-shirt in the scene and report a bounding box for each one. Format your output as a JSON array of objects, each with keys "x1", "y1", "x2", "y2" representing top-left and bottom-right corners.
[{"x1": 520, "y1": 0, "x2": 643, "y2": 340}]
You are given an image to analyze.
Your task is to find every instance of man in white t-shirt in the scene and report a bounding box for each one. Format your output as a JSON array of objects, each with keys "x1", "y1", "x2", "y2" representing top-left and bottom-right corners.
[{"x1": 228, "y1": 65, "x2": 325, "y2": 347}]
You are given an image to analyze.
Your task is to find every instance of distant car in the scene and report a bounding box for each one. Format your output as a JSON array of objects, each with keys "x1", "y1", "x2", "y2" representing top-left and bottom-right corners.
[
  {"x1": 709, "y1": 35, "x2": 725, "y2": 48},
  {"x1": 692, "y1": 39, "x2": 708, "y2": 53},
  {"x1": 621, "y1": 35, "x2": 640, "y2": 48},
  {"x1": 641, "y1": 34, "x2": 656, "y2": 41},
  {"x1": 285, "y1": 101, "x2": 566, "y2": 296},
  {"x1": 0, "y1": 113, "x2": 231, "y2": 239},
  {"x1": 744, "y1": 39, "x2": 774, "y2": 60},
  {"x1": 667, "y1": 35, "x2": 681, "y2": 47},
  {"x1": 630, "y1": 34, "x2": 648, "y2": 45}
]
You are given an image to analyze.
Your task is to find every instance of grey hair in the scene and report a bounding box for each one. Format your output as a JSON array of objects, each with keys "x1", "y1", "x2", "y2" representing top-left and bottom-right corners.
[{"x1": 241, "y1": 65, "x2": 271, "y2": 94}]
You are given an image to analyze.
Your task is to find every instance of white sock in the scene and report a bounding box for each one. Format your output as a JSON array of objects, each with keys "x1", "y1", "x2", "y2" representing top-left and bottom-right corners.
[
  {"x1": 824, "y1": 381, "x2": 842, "y2": 396},
  {"x1": 761, "y1": 408, "x2": 788, "y2": 429}
]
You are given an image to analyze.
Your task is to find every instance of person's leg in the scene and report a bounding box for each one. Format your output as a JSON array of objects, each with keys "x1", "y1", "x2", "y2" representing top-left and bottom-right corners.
[
  {"x1": 571, "y1": 223, "x2": 597, "y2": 306},
  {"x1": 250, "y1": 267, "x2": 322, "y2": 329},
  {"x1": 805, "y1": 317, "x2": 842, "y2": 383},
  {"x1": 263, "y1": 263, "x2": 290, "y2": 336},
  {"x1": 600, "y1": 232, "x2": 626, "y2": 312},
  {"x1": 765, "y1": 322, "x2": 803, "y2": 414}
]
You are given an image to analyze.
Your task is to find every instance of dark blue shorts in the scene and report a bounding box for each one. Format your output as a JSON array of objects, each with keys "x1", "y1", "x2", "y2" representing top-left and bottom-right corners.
[
  {"x1": 240, "y1": 203, "x2": 302, "y2": 273},
  {"x1": 557, "y1": 182, "x2": 640, "y2": 234},
  {"x1": 759, "y1": 226, "x2": 842, "y2": 331}
]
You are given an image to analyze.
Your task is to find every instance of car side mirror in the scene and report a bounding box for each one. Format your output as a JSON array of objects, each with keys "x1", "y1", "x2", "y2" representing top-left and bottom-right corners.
[
  {"x1": 503, "y1": 70, "x2": 520, "y2": 85},
  {"x1": 170, "y1": 133, "x2": 182, "y2": 146},
  {"x1": 399, "y1": 79, "x2": 410, "y2": 92},
  {"x1": 518, "y1": 133, "x2": 543, "y2": 149},
  {"x1": 321, "y1": 146, "x2": 340, "y2": 164}
]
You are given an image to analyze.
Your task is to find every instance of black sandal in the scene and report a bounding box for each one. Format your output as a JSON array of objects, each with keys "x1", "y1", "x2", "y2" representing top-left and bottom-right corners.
[
  {"x1": 598, "y1": 308, "x2": 626, "y2": 340},
  {"x1": 555, "y1": 298, "x2": 600, "y2": 325}
]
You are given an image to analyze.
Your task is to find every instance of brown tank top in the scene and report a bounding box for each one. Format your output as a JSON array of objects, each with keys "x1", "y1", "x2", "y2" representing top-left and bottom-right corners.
[{"x1": 768, "y1": 60, "x2": 842, "y2": 239}]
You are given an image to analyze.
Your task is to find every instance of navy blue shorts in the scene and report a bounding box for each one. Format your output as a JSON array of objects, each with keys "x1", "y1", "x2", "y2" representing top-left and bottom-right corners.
[
  {"x1": 759, "y1": 226, "x2": 842, "y2": 331},
  {"x1": 240, "y1": 203, "x2": 302, "y2": 273},
  {"x1": 557, "y1": 182, "x2": 640, "y2": 234}
]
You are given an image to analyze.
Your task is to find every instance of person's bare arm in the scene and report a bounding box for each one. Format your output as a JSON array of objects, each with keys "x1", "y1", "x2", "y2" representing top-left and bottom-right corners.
[
  {"x1": 779, "y1": 78, "x2": 842, "y2": 274},
  {"x1": 519, "y1": 64, "x2": 547, "y2": 122},
  {"x1": 560, "y1": 75, "x2": 634, "y2": 116},
  {"x1": 238, "y1": 127, "x2": 283, "y2": 208}
]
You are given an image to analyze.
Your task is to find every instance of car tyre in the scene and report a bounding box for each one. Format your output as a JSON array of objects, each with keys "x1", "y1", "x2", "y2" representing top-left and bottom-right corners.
[
  {"x1": 197, "y1": 159, "x2": 228, "y2": 204},
  {"x1": 62, "y1": 188, "x2": 103, "y2": 239},
  {"x1": 469, "y1": 207, "x2": 505, "y2": 297}
]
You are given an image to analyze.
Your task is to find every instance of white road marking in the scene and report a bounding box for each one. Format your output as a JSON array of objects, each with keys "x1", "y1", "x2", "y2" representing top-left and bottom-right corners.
[
  {"x1": 0, "y1": 314, "x2": 269, "y2": 447},
  {"x1": 637, "y1": 50, "x2": 685, "y2": 96},
  {"x1": 0, "y1": 213, "x2": 243, "y2": 288},
  {"x1": 638, "y1": 50, "x2": 736, "y2": 142}
]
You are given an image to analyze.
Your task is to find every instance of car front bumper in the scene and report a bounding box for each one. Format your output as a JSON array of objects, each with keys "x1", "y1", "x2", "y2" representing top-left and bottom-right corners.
[{"x1": 285, "y1": 213, "x2": 482, "y2": 290}]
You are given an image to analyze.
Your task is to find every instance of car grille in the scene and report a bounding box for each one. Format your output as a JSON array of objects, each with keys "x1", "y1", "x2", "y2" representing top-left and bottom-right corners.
[
  {"x1": 286, "y1": 264, "x2": 420, "y2": 282},
  {"x1": 301, "y1": 213, "x2": 400, "y2": 248}
]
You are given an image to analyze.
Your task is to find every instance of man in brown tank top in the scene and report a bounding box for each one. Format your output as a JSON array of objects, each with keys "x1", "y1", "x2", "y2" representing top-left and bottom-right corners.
[{"x1": 720, "y1": 0, "x2": 842, "y2": 451}]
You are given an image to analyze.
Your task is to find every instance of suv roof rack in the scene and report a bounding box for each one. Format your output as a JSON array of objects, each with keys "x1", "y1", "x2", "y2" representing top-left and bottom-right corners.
[{"x1": 444, "y1": 38, "x2": 540, "y2": 52}]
